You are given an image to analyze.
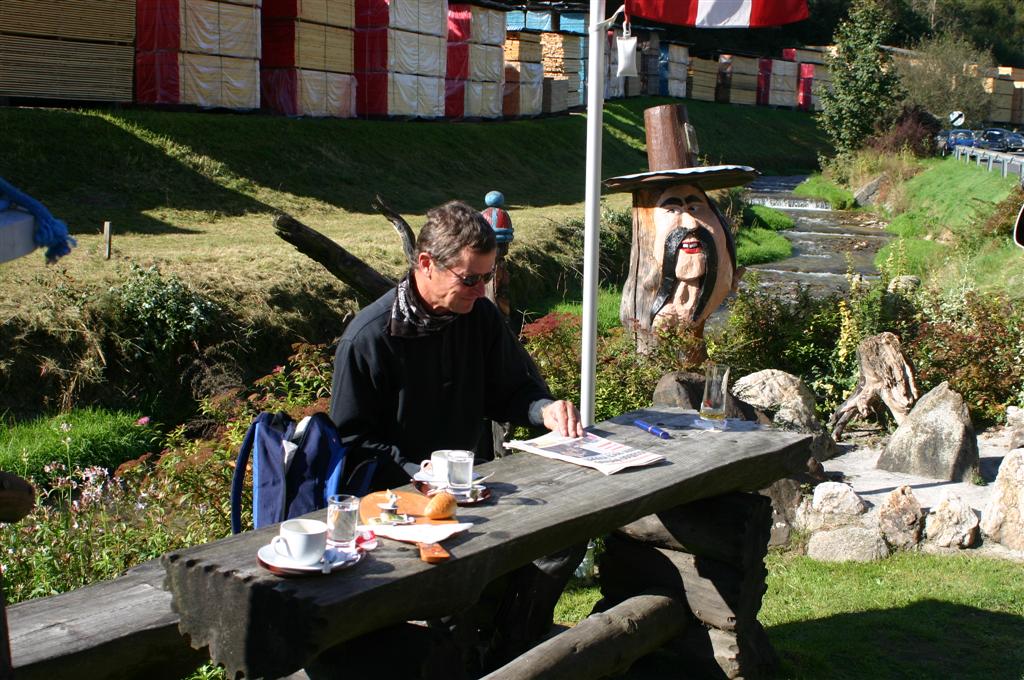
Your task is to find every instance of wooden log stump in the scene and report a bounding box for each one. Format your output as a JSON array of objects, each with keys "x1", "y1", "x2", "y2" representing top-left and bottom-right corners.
[
  {"x1": 599, "y1": 492, "x2": 776, "y2": 679},
  {"x1": 481, "y1": 590, "x2": 688, "y2": 680},
  {"x1": 828, "y1": 332, "x2": 918, "y2": 440}
]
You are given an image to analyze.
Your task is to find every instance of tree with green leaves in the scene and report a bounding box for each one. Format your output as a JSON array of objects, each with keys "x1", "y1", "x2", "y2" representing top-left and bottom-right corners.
[
  {"x1": 895, "y1": 33, "x2": 993, "y2": 129},
  {"x1": 819, "y1": 0, "x2": 906, "y2": 153}
]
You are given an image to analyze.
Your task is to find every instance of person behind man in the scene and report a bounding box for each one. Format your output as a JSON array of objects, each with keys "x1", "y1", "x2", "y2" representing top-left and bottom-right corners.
[{"x1": 329, "y1": 200, "x2": 582, "y2": 489}]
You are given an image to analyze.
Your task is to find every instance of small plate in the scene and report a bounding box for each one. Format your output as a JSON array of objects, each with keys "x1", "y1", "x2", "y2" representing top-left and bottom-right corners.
[
  {"x1": 413, "y1": 480, "x2": 492, "y2": 506},
  {"x1": 412, "y1": 470, "x2": 483, "y2": 485},
  {"x1": 257, "y1": 545, "x2": 362, "y2": 576}
]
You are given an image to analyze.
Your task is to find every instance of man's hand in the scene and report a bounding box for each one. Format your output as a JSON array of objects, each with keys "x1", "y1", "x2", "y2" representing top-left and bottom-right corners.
[{"x1": 541, "y1": 400, "x2": 584, "y2": 438}]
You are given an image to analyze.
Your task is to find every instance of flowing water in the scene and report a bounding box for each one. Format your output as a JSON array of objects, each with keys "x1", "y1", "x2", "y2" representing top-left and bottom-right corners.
[{"x1": 742, "y1": 176, "x2": 891, "y2": 299}]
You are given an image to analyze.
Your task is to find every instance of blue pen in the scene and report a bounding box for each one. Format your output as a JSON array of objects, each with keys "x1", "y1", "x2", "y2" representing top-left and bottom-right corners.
[{"x1": 633, "y1": 419, "x2": 671, "y2": 439}]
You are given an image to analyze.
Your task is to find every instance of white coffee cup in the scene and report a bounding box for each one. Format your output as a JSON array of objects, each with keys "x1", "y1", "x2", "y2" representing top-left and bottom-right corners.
[
  {"x1": 419, "y1": 450, "x2": 450, "y2": 483},
  {"x1": 271, "y1": 518, "x2": 327, "y2": 566}
]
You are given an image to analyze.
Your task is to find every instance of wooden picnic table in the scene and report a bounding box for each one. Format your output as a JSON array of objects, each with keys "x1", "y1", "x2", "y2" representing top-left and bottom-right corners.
[{"x1": 162, "y1": 407, "x2": 811, "y2": 679}]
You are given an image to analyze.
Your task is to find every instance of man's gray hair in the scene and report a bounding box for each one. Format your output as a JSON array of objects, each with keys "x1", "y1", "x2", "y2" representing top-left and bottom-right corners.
[{"x1": 416, "y1": 201, "x2": 496, "y2": 266}]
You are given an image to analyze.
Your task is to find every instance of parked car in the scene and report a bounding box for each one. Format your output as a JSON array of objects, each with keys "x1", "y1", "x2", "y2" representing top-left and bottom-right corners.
[
  {"x1": 946, "y1": 129, "x2": 975, "y2": 152},
  {"x1": 1005, "y1": 131, "x2": 1024, "y2": 151},
  {"x1": 975, "y1": 128, "x2": 1011, "y2": 152}
]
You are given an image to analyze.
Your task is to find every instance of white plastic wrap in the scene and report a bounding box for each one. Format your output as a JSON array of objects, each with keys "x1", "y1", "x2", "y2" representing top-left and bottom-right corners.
[
  {"x1": 519, "y1": 80, "x2": 541, "y2": 115},
  {"x1": 465, "y1": 79, "x2": 500, "y2": 118},
  {"x1": 519, "y1": 61, "x2": 543, "y2": 85},
  {"x1": 471, "y1": 6, "x2": 505, "y2": 46},
  {"x1": 667, "y1": 78, "x2": 687, "y2": 98},
  {"x1": 417, "y1": 73, "x2": 444, "y2": 118},
  {"x1": 299, "y1": 69, "x2": 357, "y2": 117},
  {"x1": 390, "y1": 0, "x2": 448, "y2": 37},
  {"x1": 181, "y1": 53, "x2": 259, "y2": 109},
  {"x1": 468, "y1": 43, "x2": 501, "y2": 82},
  {"x1": 182, "y1": 0, "x2": 261, "y2": 59}
]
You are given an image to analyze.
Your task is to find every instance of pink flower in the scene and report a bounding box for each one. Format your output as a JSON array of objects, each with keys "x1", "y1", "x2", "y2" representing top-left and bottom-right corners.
[
  {"x1": 136, "y1": 416, "x2": 151, "y2": 426},
  {"x1": 273, "y1": 365, "x2": 285, "y2": 374}
]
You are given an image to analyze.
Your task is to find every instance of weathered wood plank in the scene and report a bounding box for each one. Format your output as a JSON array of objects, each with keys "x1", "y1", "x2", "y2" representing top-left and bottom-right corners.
[
  {"x1": 8, "y1": 559, "x2": 205, "y2": 680},
  {"x1": 163, "y1": 408, "x2": 810, "y2": 678},
  {"x1": 481, "y1": 590, "x2": 688, "y2": 680}
]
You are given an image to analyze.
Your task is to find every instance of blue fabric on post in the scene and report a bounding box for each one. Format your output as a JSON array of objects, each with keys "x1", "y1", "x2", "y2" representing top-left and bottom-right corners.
[{"x1": 0, "y1": 176, "x2": 76, "y2": 263}]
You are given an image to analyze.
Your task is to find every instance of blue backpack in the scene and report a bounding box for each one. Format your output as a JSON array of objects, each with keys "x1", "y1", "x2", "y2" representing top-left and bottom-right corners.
[{"x1": 229, "y1": 411, "x2": 376, "y2": 534}]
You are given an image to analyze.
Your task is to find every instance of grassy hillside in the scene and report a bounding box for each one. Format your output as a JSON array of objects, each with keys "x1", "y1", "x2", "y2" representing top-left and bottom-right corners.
[{"x1": 0, "y1": 97, "x2": 828, "y2": 419}]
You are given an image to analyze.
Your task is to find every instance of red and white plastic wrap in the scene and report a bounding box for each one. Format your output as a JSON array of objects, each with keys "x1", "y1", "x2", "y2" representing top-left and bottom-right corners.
[
  {"x1": 357, "y1": 72, "x2": 443, "y2": 117},
  {"x1": 355, "y1": 27, "x2": 444, "y2": 77},
  {"x1": 136, "y1": 51, "x2": 259, "y2": 108},
  {"x1": 262, "y1": 68, "x2": 357, "y2": 116},
  {"x1": 262, "y1": 19, "x2": 354, "y2": 73},
  {"x1": 262, "y1": 0, "x2": 355, "y2": 28},
  {"x1": 444, "y1": 78, "x2": 500, "y2": 118},
  {"x1": 355, "y1": 0, "x2": 447, "y2": 37},
  {"x1": 447, "y1": 4, "x2": 504, "y2": 45},
  {"x1": 136, "y1": 0, "x2": 261, "y2": 58}
]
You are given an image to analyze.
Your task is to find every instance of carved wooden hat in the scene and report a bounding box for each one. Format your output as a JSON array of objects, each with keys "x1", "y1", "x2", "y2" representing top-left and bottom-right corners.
[{"x1": 604, "y1": 104, "x2": 759, "y2": 193}]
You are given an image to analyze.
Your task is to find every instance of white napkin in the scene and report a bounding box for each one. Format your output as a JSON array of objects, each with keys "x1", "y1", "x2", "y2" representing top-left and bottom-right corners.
[{"x1": 361, "y1": 522, "x2": 472, "y2": 545}]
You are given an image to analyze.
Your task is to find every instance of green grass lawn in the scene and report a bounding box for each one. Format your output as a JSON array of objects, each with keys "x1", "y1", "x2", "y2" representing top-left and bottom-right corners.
[{"x1": 554, "y1": 550, "x2": 1024, "y2": 679}]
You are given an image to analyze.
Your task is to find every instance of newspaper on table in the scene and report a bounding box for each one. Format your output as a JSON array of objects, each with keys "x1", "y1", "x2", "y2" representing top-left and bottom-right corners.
[{"x1": 504, "y1": 431, "x2": 665, "y2": 475}]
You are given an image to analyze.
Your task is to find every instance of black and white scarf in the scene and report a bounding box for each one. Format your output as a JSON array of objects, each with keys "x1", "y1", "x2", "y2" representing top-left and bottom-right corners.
[{"x1": 389, "y1": 271, "x2": 458, "y2": 338}]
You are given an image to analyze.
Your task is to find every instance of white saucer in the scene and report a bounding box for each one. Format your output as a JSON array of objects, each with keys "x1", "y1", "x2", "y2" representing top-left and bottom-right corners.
[
  {"x1": 257, "y1": 544, "x2": 362, "y2": 576},
  {"x1": 412, "y1": 470, "x2": 483, "y2": 485}
]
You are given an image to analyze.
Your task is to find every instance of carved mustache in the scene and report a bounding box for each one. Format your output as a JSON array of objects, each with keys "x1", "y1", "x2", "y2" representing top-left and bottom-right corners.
[{"x1": 651, "y1": 226, "x2": 719, "y2": 324}]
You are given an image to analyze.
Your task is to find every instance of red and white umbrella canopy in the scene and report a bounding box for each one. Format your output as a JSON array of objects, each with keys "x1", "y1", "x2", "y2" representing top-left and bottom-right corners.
[{"x1": 624, "y1": 0, "x2": 809, "y2": 28}]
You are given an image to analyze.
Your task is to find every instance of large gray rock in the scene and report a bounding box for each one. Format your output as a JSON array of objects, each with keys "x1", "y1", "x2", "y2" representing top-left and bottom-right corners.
[
  {"x1": 980, "y1": 448, "x2": 1024, "y2": 550},
  {"x1": 760, "y1": 477, "x2": 804, "y2": 547},
  {"x1": 878, "y1": 485, "x2": 924, "y2": 550},
  {"x1": 807, "y1": 526, "x2": 890, "y2": 562},
  {"x1": 853, "y1": 174, "x2": 884, "y2": 207},
  {"x1": 877, "y1": 382, "x2": 978, "y2": 481},
  {"x1": 732, "y1": 369, "x2": 836, "y2": 459},
  {"x1": 1007, "y1": 406, "x2": 1024, "y2": 450},
  {"x1": 925, "y1": 494, "x2": 980, "y2": 549},
  {"x1": 794, "y1": 482, "x2": 868, "y2": 533}
]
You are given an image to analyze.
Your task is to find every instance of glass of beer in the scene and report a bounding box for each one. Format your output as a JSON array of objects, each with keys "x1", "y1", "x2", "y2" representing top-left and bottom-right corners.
[{"x1": 699, "y1": 362, "x2": 730, "y2": 430}]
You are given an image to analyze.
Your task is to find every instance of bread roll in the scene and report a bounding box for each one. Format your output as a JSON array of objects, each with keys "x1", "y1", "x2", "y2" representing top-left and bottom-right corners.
[{"x1": 424, "y1": 491, "x2": 457, "y2": 520}]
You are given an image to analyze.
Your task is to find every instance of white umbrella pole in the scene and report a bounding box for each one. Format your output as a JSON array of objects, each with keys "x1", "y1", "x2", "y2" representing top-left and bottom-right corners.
[{"x1": 580, "y1": 0, "x2": 608, "y2": 428}]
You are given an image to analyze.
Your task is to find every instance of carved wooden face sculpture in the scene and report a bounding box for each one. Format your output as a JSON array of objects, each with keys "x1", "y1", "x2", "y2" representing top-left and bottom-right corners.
[{"x1": 648, "y1": 183, "x2": 739, "y2": 331}]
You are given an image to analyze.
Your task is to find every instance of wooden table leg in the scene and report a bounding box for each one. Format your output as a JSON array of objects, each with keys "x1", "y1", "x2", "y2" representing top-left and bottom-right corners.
[{"x1": 598, "y1": 492, "x2": 776, "y2": 679}]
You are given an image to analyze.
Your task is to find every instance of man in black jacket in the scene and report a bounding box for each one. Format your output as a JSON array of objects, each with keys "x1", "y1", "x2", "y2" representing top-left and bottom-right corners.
[
  {"x1": 328, "y1": 200, "x2": 585, "y2": 671},
  {"x1": 330, "y1": 200, "x2": 582, "y2": 489}
]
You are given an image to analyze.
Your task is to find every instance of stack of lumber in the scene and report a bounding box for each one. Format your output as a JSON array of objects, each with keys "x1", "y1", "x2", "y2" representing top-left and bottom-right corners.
[
  {"x1": 756, "y1": 58, "x2": 771, "y2": 105},
  {"x1": 262, "y1": 0, "x2": 357, "y2": 117},
  {"x1": 504, "y1": 31, "x2": 542, "y2": 116},
  {"x1": 0, "y1": 0, "x2": 134, "y2": 102},
  {"x1": 354, "y1": 0, "x2": 448, "y2": 118},
  {"x1": 768, "y1": 58, "x2": 797, "y2": 107},
  {"x1": 658, "y1": 42, "x2": 688, "y2": 98},
  {"x1": 638, "y1": 30, "x2": 660, "y2": 95},
  {"x1": 997, "y1": 66, "x2": 1024, "y2": 79},
  {"x1": 503, "y1": 58, "x2": 542, "y2": 116},
  {"x1": 136, "y1": 0, "x2": 261, "y2": 109},
  {"x1": 541, "y1": 75, "x2": 568, "y2": 112},
  {"x1": 445, "y1": 4, "x2": 504, "y2": 118},
  {"x1": 729, "y1": 55, "x2": 758, "y2": 106},
  {"x1": 689, "y1": 56, "x2": 717, "y2": 101},
  {"x1": 559, "y1": 12, "x2": 586, "y2": 34},
  {"x1": 981, "y1": 71, "x2": 1014, "y2": 124},
  {"x1": 715, "y1": 54, "x2": 731, "y2": 103},
  {"x1": 541, "y1": 32, "x2": 584, "y2": 107},
  {"x1": 808, "y1": 62, "x2": 830, "y2": 111},
  {"x1": 782, "y1": 46, "x2": 826, "y2": 65}
]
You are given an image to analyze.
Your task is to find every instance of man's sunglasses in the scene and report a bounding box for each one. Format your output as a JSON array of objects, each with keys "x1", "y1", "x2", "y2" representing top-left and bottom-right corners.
[{"x1": 433, "y1": 257, "x2": 496, "y2": 287}]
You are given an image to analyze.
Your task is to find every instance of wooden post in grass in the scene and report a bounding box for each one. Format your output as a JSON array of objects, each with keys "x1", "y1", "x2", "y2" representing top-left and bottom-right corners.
[
  {"x1": 103, "y1": 221, "x2": 112, "y2": 260},
  {"x1": 0, "y1": 472, "x2": 35, "y2": 680}
]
